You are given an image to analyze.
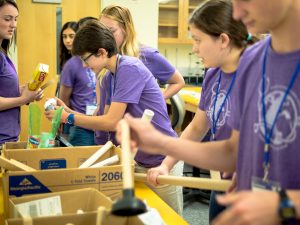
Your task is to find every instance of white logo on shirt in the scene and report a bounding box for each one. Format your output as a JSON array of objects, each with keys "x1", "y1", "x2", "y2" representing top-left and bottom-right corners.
[
  {"x1": 254, "y1": 78, "x2": 300, "y2": 150},
  {"x1": 207, "y1": 82, "x2": 231, "y2": 128}
]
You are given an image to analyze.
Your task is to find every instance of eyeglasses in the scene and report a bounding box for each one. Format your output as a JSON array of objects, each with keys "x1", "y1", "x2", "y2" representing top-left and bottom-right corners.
[{"x1": 80, "y1": 52, "x2": 95, "y2": 65}]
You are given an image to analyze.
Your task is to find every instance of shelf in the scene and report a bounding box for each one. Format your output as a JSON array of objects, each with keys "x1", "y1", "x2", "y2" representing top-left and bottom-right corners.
[
  {"x1": 158, "y1": 38, "x2": 193, "y2": 45},
  {"x1": 159, "y1": 23, "x2": 178, "y2": 27},
  {"x1": 159, "y1": 4, "x2": 178, "y2": 9}
]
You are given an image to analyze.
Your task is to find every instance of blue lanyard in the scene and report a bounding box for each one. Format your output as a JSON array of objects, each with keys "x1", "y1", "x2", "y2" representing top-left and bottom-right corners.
[
  {"x1": 211, "y1": 70, "x2": 237, "y2": 140},
  {"x1": 261, "y1": 38, "x2": 300, "y2": 180},
  {"x1": 110, "y1": 54, "x2": 121, "y2": 99},
  {"x1": 87, "y1": 68, "x2": 97, "y2": 104}
]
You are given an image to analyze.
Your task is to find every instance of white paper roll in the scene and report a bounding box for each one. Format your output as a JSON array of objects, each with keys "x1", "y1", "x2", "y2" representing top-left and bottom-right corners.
[
  {"x1": 90, "y1": 155, "x2": 119, "y2": 168},
  {"x1": 141, "y1": 109, "x2": 154, "y2": 123},
  {"x1": 79, "y1": 141, "x2": 113, "y2": 168}
]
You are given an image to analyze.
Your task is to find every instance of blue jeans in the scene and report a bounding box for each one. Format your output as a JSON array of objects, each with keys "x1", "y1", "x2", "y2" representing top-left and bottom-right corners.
[
  {"x1": 68, "y1": 126, "x2": 95, "y2": 146},
  {"x1": 209, "y1": 191, "x2": 226, "y2": 223}
]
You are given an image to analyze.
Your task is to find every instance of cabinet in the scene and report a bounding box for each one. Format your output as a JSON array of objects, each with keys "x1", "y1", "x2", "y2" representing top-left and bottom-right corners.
[{"x1": 158, "y1": 0, "x2": 203, "y2": 44}]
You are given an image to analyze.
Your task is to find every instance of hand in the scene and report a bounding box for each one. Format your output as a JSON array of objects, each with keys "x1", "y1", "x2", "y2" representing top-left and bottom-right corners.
[
  {"x1": 20, "y1": 83, "x2": 42, "y2": 104},
  {"x1": 44, "y1": 106, "x2": 68, "y2": 123},
  {"x1": 34, "y1": 88, "x2": 44, "y2": 101},
  {"x1": 54, "y1": 97, "x2": 66, "y2": 109},
  {"x1": 115, "y1": 114, "x2": 167, "y2": 155},
  {"x1": 212, "y1": 191, "x2": 280, "y2": 225},
  {"x1": 19, "y1": 84, "x2": 25, "y2": 93},
  {"x1": 226, "y1": 172, "x2": 237, "y2": 193},
  {"x1": 147, "y1": 164, "x2": 170, "y2": 186}
]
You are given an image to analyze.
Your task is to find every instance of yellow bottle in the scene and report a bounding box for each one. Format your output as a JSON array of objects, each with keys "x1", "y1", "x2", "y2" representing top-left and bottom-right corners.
[{"x1": 28, "y1": 63, "x2": 49, "y2": 91}]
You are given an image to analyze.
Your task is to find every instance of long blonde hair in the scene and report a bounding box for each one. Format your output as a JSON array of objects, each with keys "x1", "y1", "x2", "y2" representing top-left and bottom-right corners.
[{"x1": 100, "y1": 5, "x2": 140, "y2": 57}]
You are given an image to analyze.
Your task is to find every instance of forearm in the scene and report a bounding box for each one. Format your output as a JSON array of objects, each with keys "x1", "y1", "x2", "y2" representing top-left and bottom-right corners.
[
  {"x1": 180, "y1": 120, "x2": 209, "y2": 141},
  {"x1": 163, "y1": 83, "x2": 183, "y2": 99},
  {"x1": 161, "y1": 155, "x2": 179, "y2": 171},
  {"x1": 73, "y1": 113, "x2": 118, "y2": 131},
  {"x1": 0, "y1": 96, "x2": 27, "y2": 111},
  {"x1": 160, "y1": 133, "x2": 238, "y2": 172},
  {"x1": 180, "y1": 109, "x2": 210, "y2": 141}
]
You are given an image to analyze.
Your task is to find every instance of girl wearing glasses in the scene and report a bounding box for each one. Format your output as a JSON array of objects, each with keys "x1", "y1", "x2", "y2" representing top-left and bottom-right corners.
[{"x1": 45, "y1": 20, "x2": 182, "y2": 214}]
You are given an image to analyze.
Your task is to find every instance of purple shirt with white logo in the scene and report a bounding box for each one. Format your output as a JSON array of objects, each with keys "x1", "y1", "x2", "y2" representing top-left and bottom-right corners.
[
  {"x1": 199, "y1": 68, "x2": 235, "y2": 141},
  {"x1": 228, "y1": 37, "x2": 300, "y2": 191},
  {"x1": 0, "y1": 52, "x2": 20, "y2": 144},
  {"x1": 99, "y1": 55, "x2": 177, "y2": 167},
  {"x1": 60, "y1": 56, "x2": 96, "y2": 114},
  {"x1": 95, "y1": 46, "x2": 176, "y2": 145}
]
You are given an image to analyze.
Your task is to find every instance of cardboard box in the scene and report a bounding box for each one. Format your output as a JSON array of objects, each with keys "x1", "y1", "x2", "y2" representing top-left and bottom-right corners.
[
  {"x1": 2, "y1": 142, "x2": 28, "y2": 150},
  {"x1": 6, "y1": 212, "x2": 144, "y2": 225},
  {"x1": 8, "y1": 188, "x2": 112, "y2": 218},
  {"x1": 2, "y1": 145, "x2": 125, "y2": 217},
  {"x1": 6, "y1": 188, "x2": 144, "y2": 225}
]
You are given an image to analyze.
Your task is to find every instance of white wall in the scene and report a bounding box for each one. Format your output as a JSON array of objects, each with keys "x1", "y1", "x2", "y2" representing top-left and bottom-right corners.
[{"x1": 101, "y1": 0, "x2": 158, "y2": 48}]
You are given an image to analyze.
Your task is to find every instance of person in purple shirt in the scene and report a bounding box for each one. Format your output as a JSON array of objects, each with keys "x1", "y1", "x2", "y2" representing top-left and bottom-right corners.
[
  {"x1": 59, "y1": 17, "x2": 98, "y2": 146},
  {"x1": 146, "y1": 0, "x2": 256, "y2": 222},
  {"x1": 95, "y1": 5, "x2": 185, "y2": 147},
  {"x1": 45, "y1": 20, "x2": 181, "y2": 213},
  {"x1": 0, "y1": 0, "x2": 43, "y2": 146},
  {"x1": 95, "y1": 5, "x2": 185, "y2": 214},
  {"x1": 115, "y1": 0, "x2": 300, "y2": 224}
]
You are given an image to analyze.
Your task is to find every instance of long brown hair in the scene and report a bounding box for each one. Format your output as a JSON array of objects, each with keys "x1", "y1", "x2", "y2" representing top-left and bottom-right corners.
[
  {"x1": 59, "y1": 21, "x2": 78, "y2": 71},
  {"x1": 0, "y1": 0, "x2": 18, "y2": 54},
  {"x1": 189, "y1": 0, "x2": 257, "y2": 50}
]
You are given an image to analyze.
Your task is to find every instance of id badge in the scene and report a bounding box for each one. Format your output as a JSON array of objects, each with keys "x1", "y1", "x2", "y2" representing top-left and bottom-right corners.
[
  {"x1": 251, "y1": 176, "x2": 281, "y2": 192},
  {"x1": 86, "y1": 104, "x2": 97, "y2": 116}
]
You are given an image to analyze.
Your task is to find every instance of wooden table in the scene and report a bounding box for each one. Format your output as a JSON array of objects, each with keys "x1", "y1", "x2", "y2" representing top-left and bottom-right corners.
[{"x1": 178, "y1": 85, "x2": 201, "y2": 113}]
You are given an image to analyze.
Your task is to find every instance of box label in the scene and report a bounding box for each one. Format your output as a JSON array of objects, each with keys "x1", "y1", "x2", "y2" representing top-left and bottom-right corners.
[
  {"x1": 9, "y1": 175, "x2": 51, "y2": 197},
  {"x1": 40, "y1": 159, "x2": 66, "y2": 170}
]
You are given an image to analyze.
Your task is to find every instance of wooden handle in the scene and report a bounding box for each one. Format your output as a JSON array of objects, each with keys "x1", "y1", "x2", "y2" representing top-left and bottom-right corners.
[
  {"x1": 40, "y1": 79, "x2": 54, "y2": 90},
  {"x1": 121, "y1": 120, "x2": 133, "y2": 189},
  {"x1": 134, "y1": 173, "x2": 231, "y2": 191}
]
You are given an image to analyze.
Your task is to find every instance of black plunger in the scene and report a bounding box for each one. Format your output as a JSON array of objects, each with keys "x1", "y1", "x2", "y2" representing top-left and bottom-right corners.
[{"x1": 111, "y1": 120, "x2": 146, "y2": 216}]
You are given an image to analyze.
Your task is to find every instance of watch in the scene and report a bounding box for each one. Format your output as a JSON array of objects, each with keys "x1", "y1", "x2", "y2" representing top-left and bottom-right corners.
[
  {"x1": 66, "y1": 113, "x2": 75, "y2": 125},
  {"x1": 278, "y1": 189, "x2": 297, "y2": 224}
]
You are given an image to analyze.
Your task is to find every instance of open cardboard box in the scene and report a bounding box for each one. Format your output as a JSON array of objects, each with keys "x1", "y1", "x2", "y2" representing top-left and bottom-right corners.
[
  {"x1": 1, "y1": 145, "x2": 127, "y2": 217},
  {"x1": 6, "y1": 188, "x2": 145, "y2": 225},
  {"x1": 2, "y1": 142, "x2": 28, "y2": 150}
]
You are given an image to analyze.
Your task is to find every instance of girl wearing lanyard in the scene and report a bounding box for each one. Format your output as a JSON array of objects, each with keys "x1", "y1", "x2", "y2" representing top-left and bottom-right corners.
[
  {"x1": 45, "y1": 21, "x2": 181, "y2": 214},
  {"x1": 116, "y1": 0, "x2": 300, "y2": 224},
  {"x1": 59, "y1": 17, "x2": 97, "y2": 146},
  {"x1": 96, "y1": 6, "x2": 185, "y2": 215},
  {"x1": 147, "y1": 0, "x2": 256, "y2": 222},
  {"x1": 94, "y1": 5, "x2": 185, "y2": 145}
]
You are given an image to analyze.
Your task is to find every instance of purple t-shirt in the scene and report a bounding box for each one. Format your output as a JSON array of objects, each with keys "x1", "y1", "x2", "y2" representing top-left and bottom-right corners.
[
  {"x1": 0, "y1": 52, "x2": 20, "y2": 144},
  {"x1": 229, "y1": 36, "x2": 300, "y2": 191},
  {"x1": 95, "y1": 46, "x2": 176, "y2": 145},
  {"x1": 199, "y1": 68, "x2": 236, "y2": 141},
  {"x1": 60, "y1": 56, "x2": 96, "y2": 114},
  {"x1": 139, "y1": 46, "x2": 175, "y2": 83},
  {"x1": 100, "y1": 55, "x2": 177, "y2": 167},
  {"x1": 94, "y1": 73, "x2": 111, "y2": 144}
]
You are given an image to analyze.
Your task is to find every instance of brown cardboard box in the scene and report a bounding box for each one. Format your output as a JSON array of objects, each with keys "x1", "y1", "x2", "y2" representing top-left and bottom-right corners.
[
  {"x1": 8, "y1": 188, "x2": 112, "y2": 218},
  {"x1": 2, "y1": 142, "x2": 28, "y2": 150},
  {"x1": 2, "y1": 145, "x2": 126, "y2": 217},
  {"x1": 6, "y1": 188, "x2": 145, "y2": 225},
  {"x1": 6, "y1": 212, "x2": 144, "y2": 225}
]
